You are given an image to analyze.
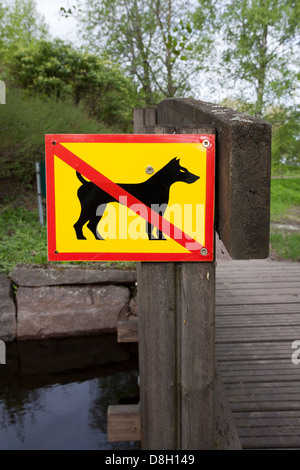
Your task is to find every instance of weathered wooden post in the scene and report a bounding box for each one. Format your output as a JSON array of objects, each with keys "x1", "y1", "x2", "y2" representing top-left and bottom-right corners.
[
  {"x1": 133, "y1": 109, "x2": 216, "y2": 449},
  {"x1": 133, "y1": 100, "x2": 271, "y2": 450},
  {"x1": 157, "y1": 99, "x2": 271, "y2": 260}
]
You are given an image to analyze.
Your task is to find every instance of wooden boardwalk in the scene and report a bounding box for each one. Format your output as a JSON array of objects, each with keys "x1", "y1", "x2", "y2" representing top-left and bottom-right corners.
[{"x1": 215, "y1": 260, "x2": 300, "y2": 449}]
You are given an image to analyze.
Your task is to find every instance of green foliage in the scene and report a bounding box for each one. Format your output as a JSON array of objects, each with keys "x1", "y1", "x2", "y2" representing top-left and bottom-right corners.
[
  {"x1": 196, "y1": 0, "x2": 300, "y2": 116},
  {"x1": 267, "y1": 106, "x2": 300, "y2": 167},
  {"x1": 269, "y1": 177, "x2": 300, "y2": 261},
  {"x1": 0, "y1": 87, "x2": 113, "y2": 183},
  {"x1": 0, "y1": 0, "x2": 49, "y2": 68},
  {"x1": 67, "y1": 0, "x2": 208, "y2": 105},
  {"x1": 9, "y1": 39, "x2": 136, "y2": 130},
  {"x1": 0, "y1": 200, "x2": 136, "y2": 274},
  {"x1": 270, "y1": 178, "x2": 300, "y2": 221},
  {"x1": 0, "y1": 202, "x2": 48, "y2": 275},
  {"x1": 270, "y1": 230, "x2": 300, "y2": 261}
]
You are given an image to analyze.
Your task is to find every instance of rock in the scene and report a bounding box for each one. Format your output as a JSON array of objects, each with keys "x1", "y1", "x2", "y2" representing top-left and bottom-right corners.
[
  {"x1": 10, "y1": 265, "x2": 137, "y2": 287},
  {"x1": 16, "y1": 284, "x2": 130, "y2": 339},
  {"x1": 0, "y1": 274, "x2": 16, "y2": 341}
]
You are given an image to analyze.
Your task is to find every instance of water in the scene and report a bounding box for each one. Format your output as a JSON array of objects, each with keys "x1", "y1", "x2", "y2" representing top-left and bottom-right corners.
[{"x1": 0, "y1": 335, "x2": 140, "y2": 450}]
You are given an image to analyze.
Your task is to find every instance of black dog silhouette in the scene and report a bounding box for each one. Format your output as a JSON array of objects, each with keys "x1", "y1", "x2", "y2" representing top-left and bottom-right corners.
[{"x1": 74, "y1": 157, "x2": 199, "y2": 240}]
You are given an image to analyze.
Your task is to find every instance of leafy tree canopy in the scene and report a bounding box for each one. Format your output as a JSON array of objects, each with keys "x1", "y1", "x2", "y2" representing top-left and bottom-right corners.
[
  {"x1": 0, "y1": 0, "x2": 49, "y2": 66},
  {"x1": 60, "y1": 0, "x2": 215, "y2": 105},
  {"x1": 194, "y1": 0, "x2": 300, "y2": 116},
  {"x1": 9, "y1": 38, "x2": 138, "y2": 130}
]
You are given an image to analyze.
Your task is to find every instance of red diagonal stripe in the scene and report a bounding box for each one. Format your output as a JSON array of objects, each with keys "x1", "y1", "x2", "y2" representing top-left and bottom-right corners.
[{"x1": 54, "y1": 143, "x2": 203, "y2": 253}]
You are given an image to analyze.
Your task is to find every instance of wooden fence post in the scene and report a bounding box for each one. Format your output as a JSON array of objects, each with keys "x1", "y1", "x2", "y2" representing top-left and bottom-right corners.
[
  {"x1": 136, "y1": 120, "x2": 216, "y2": 450},
  {"x1": 109, "y1": 98, "x2": 270, "y2": 449},
  {"x1": 157, "y1": 98, "x2": 271, "y2": 260}
]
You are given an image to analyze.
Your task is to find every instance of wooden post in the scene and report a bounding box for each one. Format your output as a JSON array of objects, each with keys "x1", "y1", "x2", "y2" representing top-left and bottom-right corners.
[
  {"x1": 138, "y1": 262, "x2": 179, "y2": 449},
  {"x1": 157, "y1": 98, "x2": 271, "y2": 260},
  {"x1": 137, "y1": 123, "x2": 216, "y2": 450},
  {"x1": 133, "y1": 107, "x2": 157, "y2": 133}
]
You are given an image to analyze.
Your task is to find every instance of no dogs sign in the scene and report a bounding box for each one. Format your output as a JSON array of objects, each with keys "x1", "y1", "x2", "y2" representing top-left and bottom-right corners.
[{"x1": 45, "y1": 134, "x2": 215, "y2": 262}]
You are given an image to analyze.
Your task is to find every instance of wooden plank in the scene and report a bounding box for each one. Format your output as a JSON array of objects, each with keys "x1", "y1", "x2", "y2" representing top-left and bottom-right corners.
[
  {"x1": 238, "y1": 426, "x2": 300, "y2": 437},
  {"x1": 217, "y1": 261, "x2": 299, "y2": 278},
  {"x1": 157, "y1": 98, "x2": 272, "y2": 260},
  {"x1": 117, "y1": 318, "x2": 138, "y2": 343},
  {"x1": 216, "y1": 281, "x2": 300, "y2": 289},
  {"x1": 137, "y1": 124, "x2": 216, "y2": 450},
  {"x1": 225, "y1": 382, "x2": 300, "y2": 390},
  {"x1": 222, "y1": 375, "x2": 300, "y2": 385},
  {"x1": 216, "y1": 288, "x2": 299, "y2": 296},
  {"x1": 220, "y1": 369, "x2": 300, "y2": 378},
  {"x1": 217, "y1": 262, "x2": 300, "y2": 268},
  {"x1": 107, "y1": 404, "x2": 141, "y2": 442},
  {"x1": 216, "y1": 346, "x2": 297, "y2": 361},
  {"x1": 227, "y1": 386, "x2": 300, "y2": 396},
  {"x1": 144, "y1": 107, "x2": 157, "y2": 125},
  {"x1": 216, "y1": 275, "x2": 300, "y2": 282},
  {"x1": 240, "y1": 435, "x2": 300, "y2": 449},
  {"x1": 216, "y1": 295, "x2": 300, "y2": 304},
  {"x1": 227, "y1": 392, "x2": 300, "y2": 403},
  {"x1": 133, "y1": 108, "x2": 145, "y2": 134},
  {"x1": 219, "y1": 363, "x2": 299, "y2": 372},
  {"x1": 216, "y1": 314, "x2": 300, "y2": 326},
  {"x1": 214, "y1": 364, "x2": 242, "y2": 450},
  {"x1": 217, "y1": 262, "x2": 300, "y2": 270},
  {"x1": 216, "y1": 328, "x2": 300, "y2": 342},
  {"x1": 216, "y1": 344, "x2": 296, "y2": 354},
  {"x1": 133, "y1": 106, "x2": 157, "y2": 133},
  {"x1": 216, "y1": 304, "x2": 300, "y2": 314},
  {"x1": 174, "y1": 123, "x2": 216, "y2": 450},
  {"x1": 116, "y1": 312, "x2": 300, "y2": 345},
  {"x1": 220, "y1": 359, "x2": 297, "y2": 366},
  {"x1": 233, "y1": 410, "x2": 300, "y2": 419},
  {"x1": 235, "y1": 417, "x2": 300, "y2": 427},
  {"x1": 217, "y1": 268, "x2": 300, "y2": 275},
  {"x1": 230, "y1": 401, "x2": 300, "y2": 411},
  {"x1": 138, "y1": 262, "x2": 178, "y2": 449},
  {"x1": 179, "y1": 262, "x2": 215, "y2": 450}
]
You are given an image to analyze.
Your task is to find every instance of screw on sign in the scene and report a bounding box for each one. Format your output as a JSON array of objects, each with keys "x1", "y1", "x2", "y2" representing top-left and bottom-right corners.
[{"x1": 45, "y1": 134, "x2": 215, "y2": 262}]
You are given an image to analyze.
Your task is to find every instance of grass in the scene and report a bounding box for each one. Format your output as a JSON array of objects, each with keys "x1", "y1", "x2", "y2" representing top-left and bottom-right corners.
[
  {"x1": 270, "y1": 230, "x2": 300, "y2": 262},
  {"x1": 270, "y1": 178, "x2": 300, "y2": 262},
  {"x1": 270, "y1": 178, "x2": 300, "y2": 223},
  {"x1": 0, "y1": 198, "x2": 136, "y2": 275},
  {"x1": 0, "y1": 86, "x2": 135, "y2": 274},
  {"x1": 0, "y1": 87, "x2": 121, "y2": 184},
  {"x1": 272, "y1": 164, "x2": 300, "y2": 178},
  {"x1": 0, "y1": 201, "x2": 48, "y2": 274}
]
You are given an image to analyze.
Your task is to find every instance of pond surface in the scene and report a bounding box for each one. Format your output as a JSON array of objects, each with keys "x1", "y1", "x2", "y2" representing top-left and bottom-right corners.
[{"x1": 0, "y1": 335, "x2": 139, "y2": 450}]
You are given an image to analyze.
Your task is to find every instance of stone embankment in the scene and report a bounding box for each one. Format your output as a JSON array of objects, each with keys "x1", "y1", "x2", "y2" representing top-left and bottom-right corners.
[{"x1": 0, "y1": 265, "x2": 137, "y2": 342}]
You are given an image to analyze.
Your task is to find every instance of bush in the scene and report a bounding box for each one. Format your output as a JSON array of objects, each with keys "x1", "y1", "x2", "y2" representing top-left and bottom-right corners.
[
  {"x1": 9, "y1": 39, "x2": 137, "y2": 130},
  {"x1": 0, "y1": 87, "x2": 115, "y2": 184}
]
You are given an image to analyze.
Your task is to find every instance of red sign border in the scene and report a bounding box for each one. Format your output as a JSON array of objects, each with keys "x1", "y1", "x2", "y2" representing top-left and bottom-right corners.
[{"x1": 45, "y1": 134, "x2": 215, "y2": 262}]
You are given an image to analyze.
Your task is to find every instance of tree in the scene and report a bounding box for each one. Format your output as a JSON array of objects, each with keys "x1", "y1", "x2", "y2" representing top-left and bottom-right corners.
[
  {"x1": 0, "y1": 0, "x2": 49, "y2": 64},
  {"x1": 62, "y1": 0, "x2": 214, "y2": 105},
  {"x1": 268, "y1": 106, "x2": 300, "y2": 168},
  {"x1": 10, "y1": 39, "x2": 137, "y2": 130},
  {"x1": 196, "y1": 0, "x2": 300, "y2": 116}
]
